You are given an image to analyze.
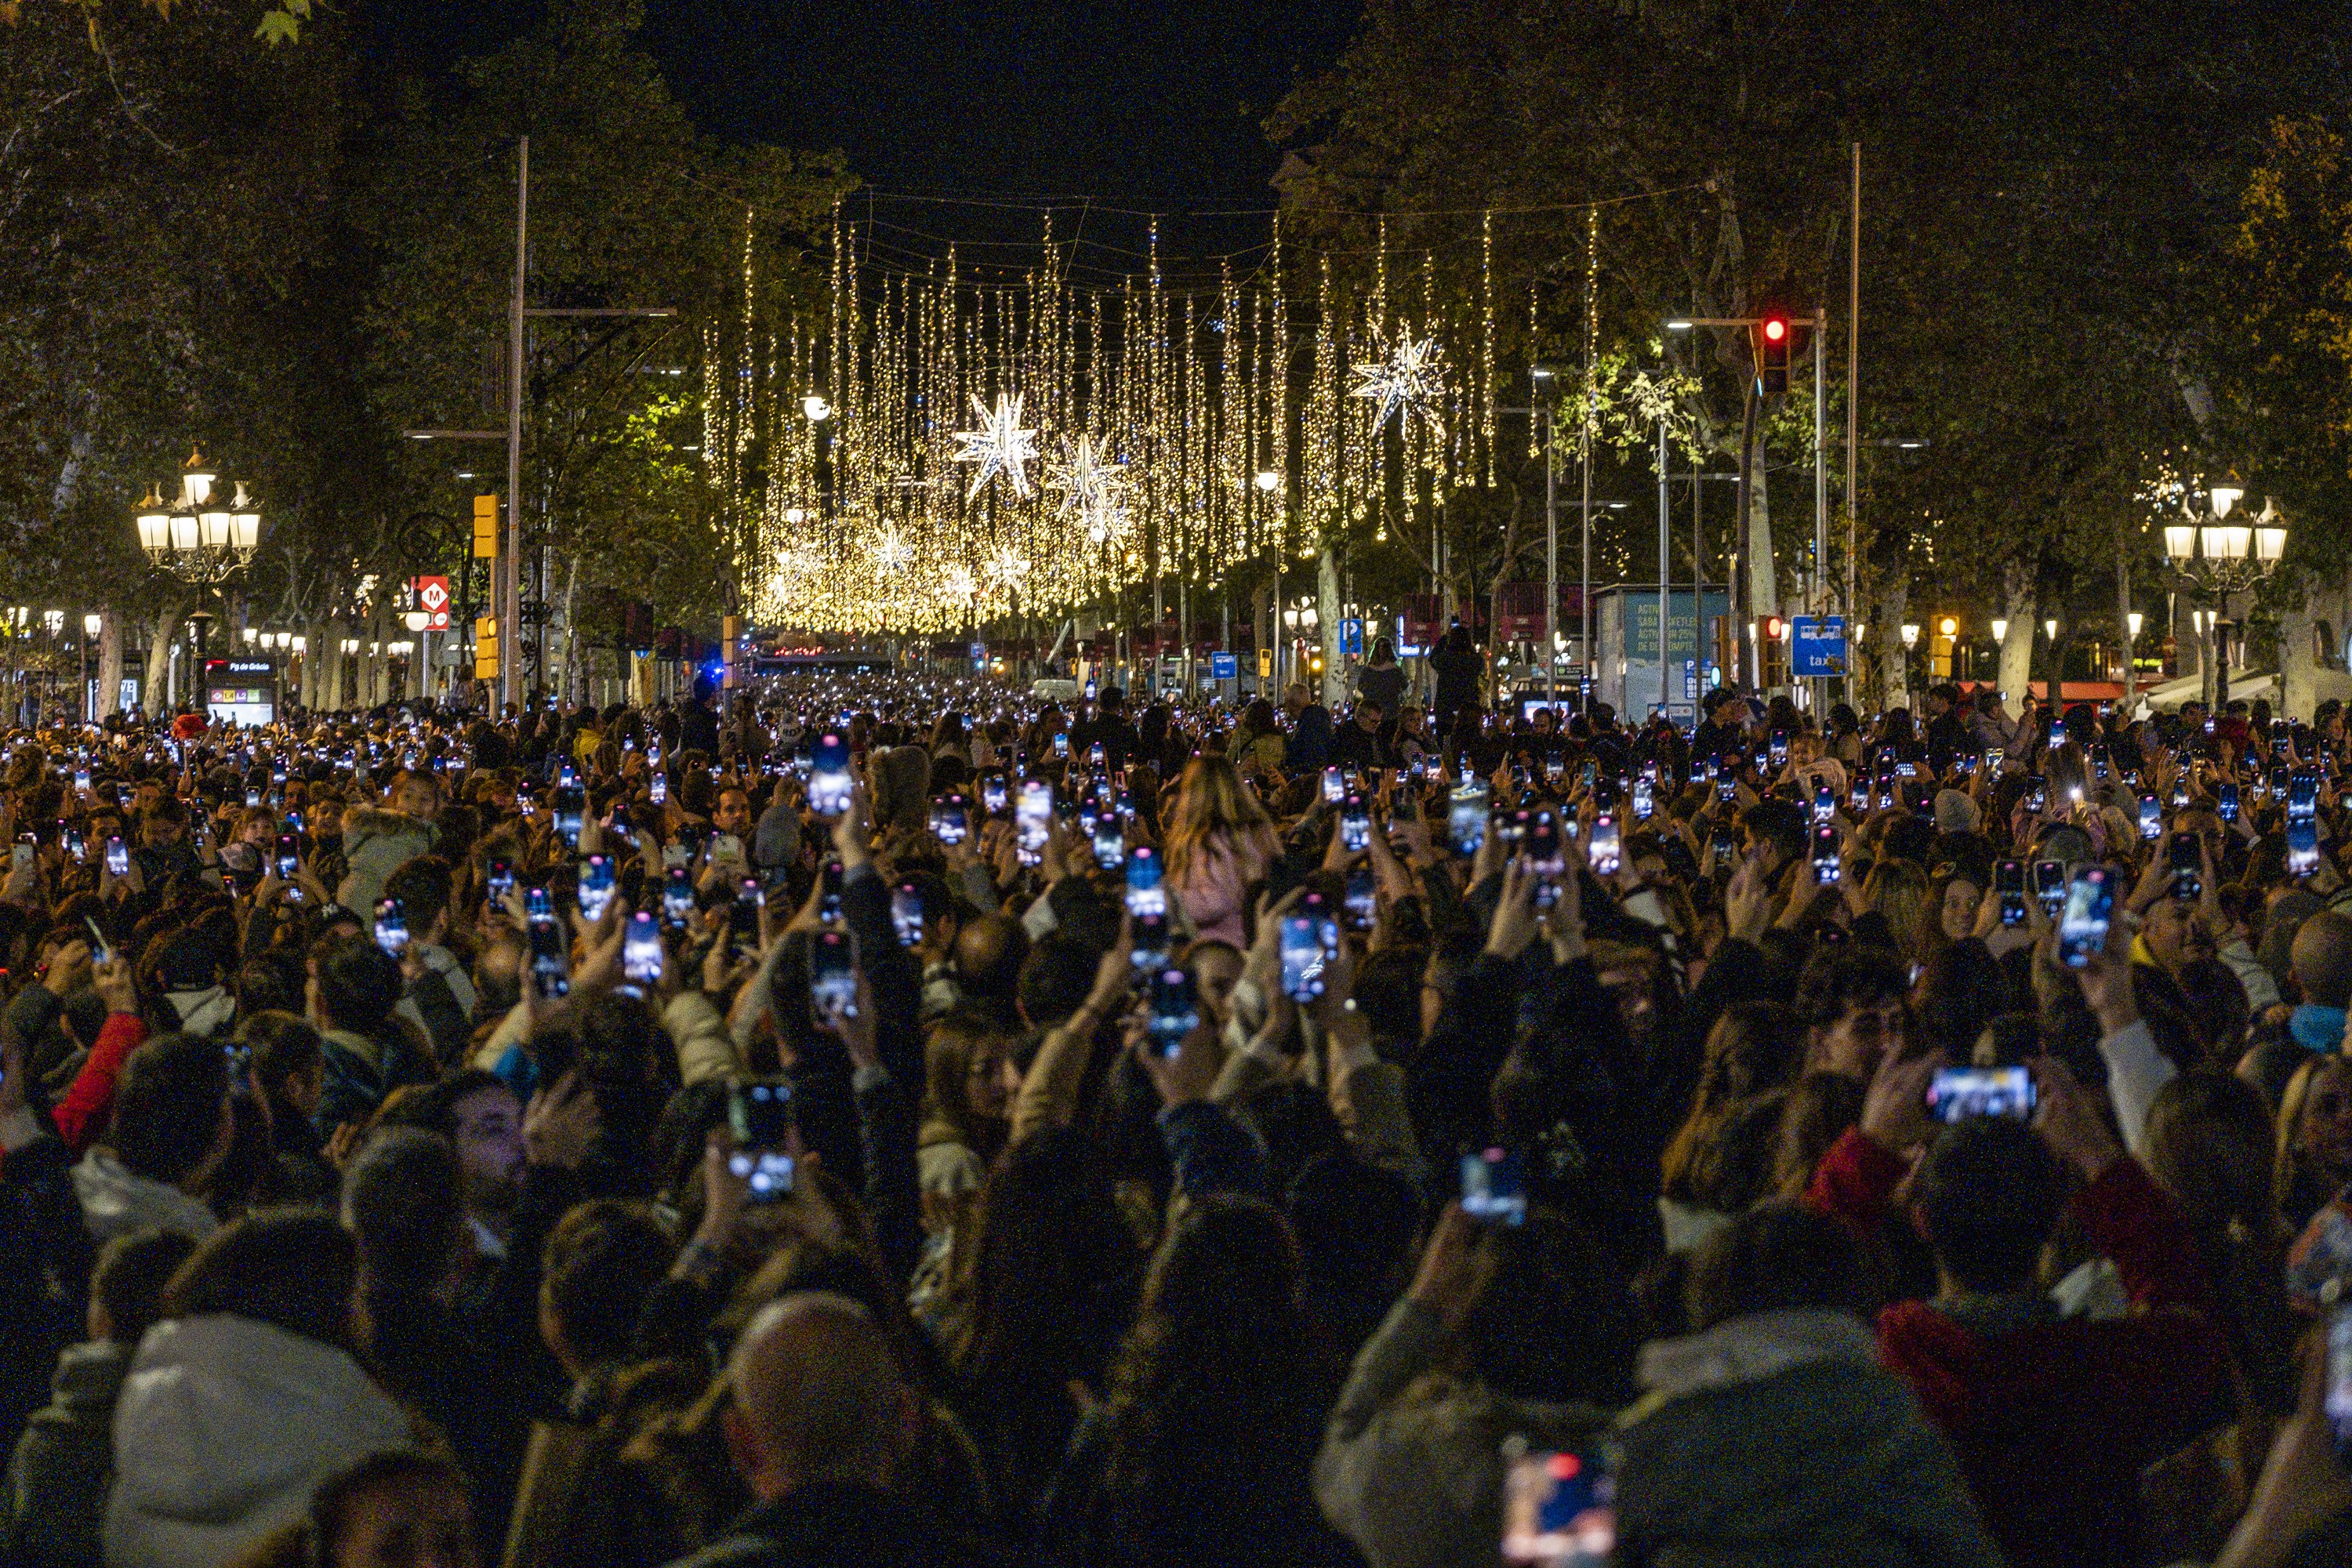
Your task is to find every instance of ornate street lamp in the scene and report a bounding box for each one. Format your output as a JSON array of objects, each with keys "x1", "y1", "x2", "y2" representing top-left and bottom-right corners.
[
  {"x1": 2165, "y1": 481, "x2": 2286, "y2": 710},
  {"x1": 132, "y1": 446, "x2": 263, "y2": 682}
]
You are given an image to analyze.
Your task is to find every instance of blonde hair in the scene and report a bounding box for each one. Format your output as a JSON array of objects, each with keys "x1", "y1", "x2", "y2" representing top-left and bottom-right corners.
[
  {"x1": 1163, "y1": 754, "x2": 1277, "y2": 887},
  {"x1": 2273, "y1": 1053, "x2": 2352, "y2": 1218},
  {"x1": 1864, "y1": 857, "x2": 1936, "y2": 967}
]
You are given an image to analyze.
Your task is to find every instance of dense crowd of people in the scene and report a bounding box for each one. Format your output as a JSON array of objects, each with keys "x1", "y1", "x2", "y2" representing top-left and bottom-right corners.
[{"x1": 4, "y1": 662, "x2": 2352, "y2": 1568}]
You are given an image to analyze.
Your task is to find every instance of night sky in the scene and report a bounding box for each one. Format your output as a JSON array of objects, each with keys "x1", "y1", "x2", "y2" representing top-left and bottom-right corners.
[{"x1": 376, "y1": 0, "x2": 1363, "y2": 259}]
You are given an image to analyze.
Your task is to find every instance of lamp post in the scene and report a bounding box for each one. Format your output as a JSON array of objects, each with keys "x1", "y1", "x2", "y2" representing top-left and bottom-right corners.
[
  {"x1": 1900, "y1": 622, "x2": 1919, "y2": 699},
  {"x1": 2163, "y1": 484, "x2": 2285, "y2": 713},
  {"x1": 133, "y1": 447, "x2": 262, "y2": 713}
]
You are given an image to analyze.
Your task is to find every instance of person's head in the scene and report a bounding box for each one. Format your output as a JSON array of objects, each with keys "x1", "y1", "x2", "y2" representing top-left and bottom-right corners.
[
  {"x1": 163, "y1": 1208, "x2": 360, "y2": 1351},
  {"x1": 108, "y1": 1033, "x2": 234, "y2": 1188},
  {"x1": 923, "y1": 1007, "x2": 1017, "y2": 1135},
  {"x1": 1862, "y1": 857, "x2": 1936, "y2": 966},
  {"x1": 2143, "y1": 1072, "x2": 2279, "y2": 1250},
  {"x1": 1459, "y1": 1208, "x2": 1640, "y2": 1404},
  {"x1": 343, "y1": 1128, "x2": 463, "y2": 1296},
  {"x1": 1795, "y1": 949, "x2": 1911, "y2": 1078},
  {"x1": 2141, "y1": 892, "x2": 2217, "y2": 977},
  {"x1": 88, "y1": 1226, "x2": 199, "y2": 1345},
  {"x1": 1353, "y1": 698, "x2": 1383, "y2": 731},
  {"x1": 420, "y1": 1070, "x2": 526, "y2": 1217},
  {"x1": 1017, "y1": 933, "x2": 1103, "y2": 1033},
  {"x1": 140, "y1": 796, "x2": 187, "y2": 849},
  {"x1": 381, "y1": 856, "x2": 454, "y2": 946},
  {"x1": 2274, "y1": 1053, "x2": 2352, "y2": 1213},
  {"x1": 1098, "y1": 686, "x2": 1126, "y2": 713},
  {"x1": 538, "y1": 1200, "x2": 676, "y2": 1380},
  {"x1": 311, "y1": 937, "x2": 403, "y2": 1035},
  {"x1": 1738, "y1": 799, "x2": 1809, "y2": 877},
  {"x1": 953, "y1": 912, "x2": 1029, "y2": 1004},
  {"x1": 1933, "y1": 868, "x2": 1985, "y2": 945},
  {"x1": 723, "y1": 1292, "x2": 915, "y2": 1501},
  {"x1": 1684, "y1": 1200, "x2": 1879, "y2": 1332},
  {"x1": 2291, "y1": 911, "x2": 2352, "y2": 1009},
  {"x1": 1370, "y1": 636, "x2": 1395, "y2": 666},
  {"x1": 1164, "y1": 753, "x2": 1275, "y2": 877},
  {"x1": 391, "y1": 769, "x2": 441, "y2": 822},
  {"x1": 1182, "y1": 938, "x2": 1246, "y2": 1027},
  {"x1": 1913, "y1": 1118, "x2": 2066, "y2": 1294},
  {"x1": 714, "y1": 786, "x2": 753, "y2": 837},
  {"x1": 306, "y1": 1450, "x2": 477, "y2": 1568}
]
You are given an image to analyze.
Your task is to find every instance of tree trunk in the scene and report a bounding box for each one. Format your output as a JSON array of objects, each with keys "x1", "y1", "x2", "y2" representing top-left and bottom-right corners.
[
  {"x1": 1998, "y1": 569, "x2": 2036, "y2": 720},
  {"x1": 1317, "y1": 546, "x2": 1343, "y2": 707},
  {"x1": 97, "y1": 609, "x2": 122, "y2": 717},
  {"x1": 143, "y1": 600, "x2": 182, "y2": 717},
  {"x1": 1878, "y1": 580, "x2": 1911, "y2": 713},
  {"x1": 2280, "y1": 577, "x2": 2318, "y2": 723},
  {"x1": 2117, "y1": 539, "x2": 2136, "y2": 711},
  {"x1": 1748, "y1": 461, "x2": 1777, "y2": 686}
]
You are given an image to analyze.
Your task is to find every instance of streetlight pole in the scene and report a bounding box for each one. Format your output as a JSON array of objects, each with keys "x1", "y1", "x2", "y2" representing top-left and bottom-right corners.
[{"x1": 2163, "y1": 485, "x2": 2284, "y2": 713}]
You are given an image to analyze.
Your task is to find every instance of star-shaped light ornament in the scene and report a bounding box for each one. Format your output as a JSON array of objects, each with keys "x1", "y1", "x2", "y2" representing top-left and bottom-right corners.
[
  {"x1": 1050, "y1": 434, "x2": 1126, "y2": 517},
  {"x1": 984, "y1": 546, "x2": 1029, "y2": 588},
  {"x1": 950, "y1": 392, "x2": 1041, "y2": 500},
  {"x1": 870, "y1": 524, "x2": 915, "y2": 575},
  {"x1": 943, "y1": 565, "x2": 979, "y2": 603},
  {"x1": 1349, "y1": 330, "x2": 1447, "y2": 437}
]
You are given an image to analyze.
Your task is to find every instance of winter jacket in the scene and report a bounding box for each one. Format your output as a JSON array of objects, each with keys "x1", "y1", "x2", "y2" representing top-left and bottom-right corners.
[
  {"x1": 3, "y1": 1340, "x2": 132, "y2": 1568},
  {"x1": 1613, "y1": 1308, "x2": 2002, "y2": 1568},
  {"x1": 49, "y1": 1012, "x2": 149, "y2": 1155},
  {"x1": 1806, "y1": 1129, "x2": 2230, "y2": 1568},
  {"x1": 317, "y1": 1022, "x2": 433, "y2": 1134},
  {"x1": 103, "y1": 1314, "x2": 413, "y2": 1568},
  {"x1": 69, "y1": 1151, "x2": 217, "y2": 1246},
  {"x1": 1314, "y1": 1296, "x2": 1610, "y2": 1568},
  {"x1": 659, "y1": 1483, "x2": 1004, "y2": 1568},
  {"x1": 334, "y1": 806, "x2": 437, "y2": 922},
  {"x1": 158, "y1": 986, "x2": 234, "y2": 1040}
]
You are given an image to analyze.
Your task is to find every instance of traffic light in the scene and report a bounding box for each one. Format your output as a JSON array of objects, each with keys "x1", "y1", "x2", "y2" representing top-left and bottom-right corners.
[
  {"x1": 1754, "y1": 317, "x2": 1792, "y2": 397},
  {"x1": 471, "y1": 495, "x2": 499, "y2": 558}
]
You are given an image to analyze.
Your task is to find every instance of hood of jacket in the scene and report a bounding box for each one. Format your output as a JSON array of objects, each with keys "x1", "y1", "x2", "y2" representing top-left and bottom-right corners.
[
  {"x1": 340, "y1": 805, "x2": 434, "y2": 848},
  {"x1": 71, "y1": 1149, "x2": 220, "y2": 1245},
  {"x1": 165, "y1": 985, "x2": 235, "y2": 1039},
  {"x1": 105, "y1": 1314, "x2": 412, "y2": 1568},
  {"x1": 1635, "y1": 1308, "x2": 1878, "y2": 1401}
]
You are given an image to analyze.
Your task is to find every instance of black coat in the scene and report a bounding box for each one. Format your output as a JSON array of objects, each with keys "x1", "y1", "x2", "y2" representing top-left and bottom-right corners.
[{"x1": 661, "y1": 1485, "x2": 1012, "y2": 1568}]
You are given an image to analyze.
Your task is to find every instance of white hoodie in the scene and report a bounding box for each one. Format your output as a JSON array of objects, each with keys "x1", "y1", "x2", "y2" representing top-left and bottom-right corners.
[{"x1": 103, "y1": 1315, "x2": 413, "y2": 1568}]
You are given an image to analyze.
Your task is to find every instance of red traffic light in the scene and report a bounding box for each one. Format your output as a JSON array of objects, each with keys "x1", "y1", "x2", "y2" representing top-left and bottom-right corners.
[{"x1": 1762, "y1": 318, "x2": 1788, "y2": 343}]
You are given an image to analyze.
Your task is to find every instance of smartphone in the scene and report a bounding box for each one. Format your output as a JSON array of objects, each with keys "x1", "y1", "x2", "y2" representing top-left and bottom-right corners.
[
  {"x1": 731, "y1": 876, "x2": 764, "y2": 954},
  {"x1": 1091, "y1": 816, "x2": 1123, "y2": 871},
  {"x1": 2057, "y1": 866, "x2": 2115, "y2": 969},
  {"x1": 1051, "y1": 732, "x2": 1070, "y2": 760},
  {"x1": 554, "y1": 789, "x2": 583, "y2": 850},
  {"x1": 578, "y1": 853, "x2": 615, "y2": 922},
  {"x1": 2290, "y1": 769, "x2": 2320, "y2": 822},
  {"x1": 1088, "y1": 741, "x2": 1106, "y2": 768},
  {"x1": 649, "y1": 771, "x2": 668, "y2": 806},
  {"x1": 1279, "y1": 912, "x2": 1334, "y2": 1002},
  {"x1": 1322, "y1": 765, "x2": 1345, "y2": 805},
  {"x1": 662, "y1": 865, "x2": 695, "y2": 927},
  {"x1": 1809, "y1": 822, "x2": 1841, "y2": 885},
  {"x1": 272, "y1": 831, "x2": 300, "y2": 881},
  {"x1": 2025, "y1": 775, "x2": 2048, "y2": 813},
  {"x1": 2167, "y1": 831, "x2": 2202, "y2": 901},
  {"x1": 375, "y1": 898, "x2": 409, "y2": 957},
  {"x1": 1146, "y1": 966, "x2": 1199, "y2": 1059},
  {"x1": 1768, "y1": 731, "x2": 1788, "y2": 769},
  {"x1": 982, "y1": 773, "x2": 1008, "y2": 815},
  {"x1": 1341, "y1": 796, "x2": 1371, "y2": 854},
  {"x1": 809, "y1": 732, "x2": 853, "y2": 818},
  {"x1": 2136, "y1": 793, "x2": 2161, "y2": 841},
  {"x1": 1343, "y1": 865, "x2": 1377, "y2": 931},
  {"x1": 2328, "y1": 1301, "x2": 2352, "y2": 1468},
  {"x1": 73, "y1": 768, "x2": 89, "y2": 800},
  {"x1": 890, "y1": 882, "x2": 923, "y2": 947},
  {"x1": 1127, "y1": 846, "x2": 1170, "y2": 967},
  {"x1": 808, "y1": 927, "x2": 858, "y2": 1022},
  {"x1": 487, "y1": 856, "x2": 515, "y2": 903},
  {"x1": 1460, "y1": 1147, "x2": 1527, "y2": 1227},
  {"x1": 1811, "y1": 782, "x2": 1835, "y2": 826},
  {"x1": 1015, "y1": 779, "x2": 1051, "y2": 866},
  {"x1": 104, "y1": 835, "x2": 128, "y2": 877},
  {"x1": 2289, "y1": 818, "x2": 2322, "y2": 880},
  {"x1": 1501, "y1": 1443, "x2": 1614, "y2": 1568},
  {"x1": 1994, "y1": 858, "x2": 2027, "y2": 927},
  {"x1": 1449, "y1": 787, "x2": 1488, "y2": 856},
  {"x1": 622, "y1": 911, "x2": 664, "y2": 989},
  {"x1": 727, "y1": 1080, "x2": 795, "y2": 1201},
  {"x1": 931, "y1": 799, "x2": 969, "y2": 846},
  {"x1": 2210, "y1": 781, "x2": 2237, "y2": 823},
  {"x1": 1572, "y1": 811, "x2": 1615, "y2": 878},
  {"x1": 1926, "y1": 1065, "x2": 2038, "y2": 1123},
  {"x1": 1631, "y1": 777, "x2": 1654, "y2": 821},
  {"x1": 2032, "y1": 858, "x2": 2067, "y2": 916}
]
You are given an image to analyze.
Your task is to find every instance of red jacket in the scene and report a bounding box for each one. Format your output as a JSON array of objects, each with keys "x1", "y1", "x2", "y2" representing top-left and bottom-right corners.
[
  {"x1": 50, "y1": 1011, "x2": 148, "y2": 1154},
  {"x1": 1807, "y1": 1128, "x2": 2228, "y2": 1568}
]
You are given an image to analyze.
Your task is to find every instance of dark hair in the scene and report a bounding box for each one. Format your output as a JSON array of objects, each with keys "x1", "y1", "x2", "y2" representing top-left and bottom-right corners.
[
  {"x1": 307, "y1": 1450, "x2": 471, "y2": 1568},
  {"x1": 1461, "y1": 1208, "x2": 1639, "y2": 1405},
  {"x1": 1915, "y1": 1119, "x2": 2066, "y2": 1293},
  {"x1": 314, "y1": 938, "x2": 403, "y2": 1033},
  {"x1": 163, "y1": 1209, "x2": 359, "y2": 1350},
  {"x1": 539, "y1": 1200, "x2": 676, "y2": 1370},
  {"x1": 1794, "y1": 949, "x2": 1911, "y2": 1032},
  {"x1": 1685, "y1": 1200, "x2": 1880, "y2": 1331},
  {"x1": 93, "y1": 1227, "x2": 200, "y2": 1346},
  {"x1": 343, "y1": 1128, "x2": 462, "y2": 1293},
  {"x1": 109, "y1": 1035, "x2": 230, "y2": 1183},
  {"x1": 241, "y1": 1011, "x2": 323, "y2": 1102},
  {"x1": 381, "y1": 855, "x2": 455, "y2": 939},
  {"x1": 1740, "y1": 799, "x2": 1809, "y2": 868},
  {"x1": 1018, "y1": 933, "x2": 1101, "y2": 1034}
]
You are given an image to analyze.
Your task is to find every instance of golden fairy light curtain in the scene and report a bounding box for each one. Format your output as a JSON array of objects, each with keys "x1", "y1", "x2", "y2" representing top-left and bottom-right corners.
[{"x1": 716, "y1": 206, "x2": 1508, "y2": 636}]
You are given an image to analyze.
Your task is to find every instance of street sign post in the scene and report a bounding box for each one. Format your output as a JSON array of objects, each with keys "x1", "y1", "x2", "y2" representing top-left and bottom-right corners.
[
  {"x1": 1791, "y1": 616, "x2": 1847, "y2": 678},
  {"x1": 1209, "y1": 652, "x2": 1237, "y2": 681}
]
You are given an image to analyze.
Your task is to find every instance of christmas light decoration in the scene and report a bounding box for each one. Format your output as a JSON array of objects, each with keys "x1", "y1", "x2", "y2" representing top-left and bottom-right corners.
[
  {"x1": 951, "y1": 391, "x2": 1041, "y2": 500},
  {"x1": 1351, "y1": 329, "x2": 1447, "y2": 438}
]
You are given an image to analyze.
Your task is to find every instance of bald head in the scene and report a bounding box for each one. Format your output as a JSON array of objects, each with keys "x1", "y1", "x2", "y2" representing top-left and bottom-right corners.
[
  {"x1": 955, "y1": 912, "x2": 1029, "y2": 1000},
  {"x1": 724, "y1": 1292, "x2": 909, "y2": 1500},
  {"x1": 2294, "y1": 911, "x2": 2352, "y2": 1011}
]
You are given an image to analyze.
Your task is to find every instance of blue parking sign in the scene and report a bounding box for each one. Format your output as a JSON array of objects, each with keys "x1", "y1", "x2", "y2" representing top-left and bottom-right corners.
[
  {"x1": 1209, "y1": 652, "x2": 1237, "y2": 680},
  {"x1": 1341, "y1": 619, "x2": 1363, "y2": 655}
]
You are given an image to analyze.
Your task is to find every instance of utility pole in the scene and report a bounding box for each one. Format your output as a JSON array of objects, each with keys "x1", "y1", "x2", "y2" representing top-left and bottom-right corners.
[
  {"x1": 1657, "y1": 415, "x2": 1671, "y2": 719},
  {"x1": 1848, "y1": 143, "x2": 1862, "y2": 700},
  {"x1": 1814, "y1": 305, "x2": 1828, "y2": 715},
  {"x1": 503, "y1": 136, "x2": 528, "y2": 711}
]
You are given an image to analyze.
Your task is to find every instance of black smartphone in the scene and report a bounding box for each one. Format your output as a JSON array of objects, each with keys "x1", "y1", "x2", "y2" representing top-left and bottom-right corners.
[
  {"x1": 2057, "y1": 867, "x2": 2116, "y2": 969},
  {"x1": 662, "y1": 866, "x2": 695, "y2": 928},
  {"x1": 1146, "y1": 966, "x2": 1199, "y2": 1059},
  {"x1": 526, "y1": 887, "x2": 568, "y2": 1000},
  {"x1": 274, "y1": 833, "x2": 300, "y2": 883},
  {"x1": 808, "y1": 927, "x2": 858, "y2": 1022},
  {"x1": 1926, "y1": 1065, "x2": 2038, "y2": 1123},
  {"x1": 1460, "y1": 1146, "x2": 1526, "y2": 1227},
  {"x1": 2167, "y1": 831, "x2": 2202, "y2": 901},
  {"x1": 1809, "y1": 822, "x2": 1840, "y2": 886},
  {"x1": 1994, "y1": 858, "x2": 2027, "y2": 927},
  {"x1": 727, "y1": 1080, "x2": 795, "y2": 1201},
  {"x1": 488, "y1": 856, "x2": 515, "y2": 902},
  {"x1": 891, "y1": 881, "x2": 923, "y2": 947},
  {"x1": 374, "y1": 898, "x2": 408, "y2": 957},
  {"x1": 731, "y1": 876, "x2": 764, "y2": 956}
]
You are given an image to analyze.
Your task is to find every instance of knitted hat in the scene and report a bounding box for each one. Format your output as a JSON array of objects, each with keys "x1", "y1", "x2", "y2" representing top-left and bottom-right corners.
[{"x1": 1933, "y1": 789, "x2": 1981, "y2": 836}]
